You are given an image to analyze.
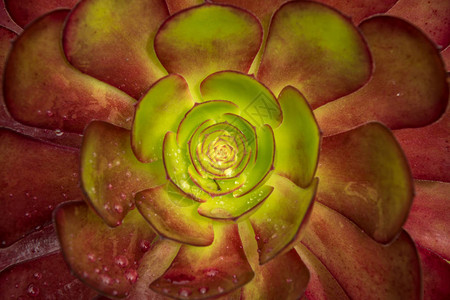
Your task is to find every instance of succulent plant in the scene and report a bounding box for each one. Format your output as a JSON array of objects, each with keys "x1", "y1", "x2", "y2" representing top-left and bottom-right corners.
[{"x1": 0, "y1": 0, "x2": 448, "y2": 299}]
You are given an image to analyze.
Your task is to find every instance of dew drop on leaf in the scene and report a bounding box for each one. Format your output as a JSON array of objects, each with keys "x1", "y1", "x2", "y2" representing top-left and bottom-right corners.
[
  {"x1": 125, "y1": 268, "x2": 138, "y2": 283},
  {"x1": 26, "y1": 284, "x2": 39, "y2": 297},
  {"x1": 115, "y1": 255, "x2": 129, "y2": 268}
]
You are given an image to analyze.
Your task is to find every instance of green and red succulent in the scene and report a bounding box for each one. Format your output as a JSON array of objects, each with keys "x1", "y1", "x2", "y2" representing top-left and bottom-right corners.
[{"x1": 0, "y1": 0, "x2": 449, "y2": 299}]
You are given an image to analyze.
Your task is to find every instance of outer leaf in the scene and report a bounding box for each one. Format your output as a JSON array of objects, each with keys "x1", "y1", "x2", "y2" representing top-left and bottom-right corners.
[
  {"x1": 295, "y1": 244, "x2": 350, "y2": 300},
  {"x1": 315, "y1": 15, "x2": 448, "y2": 135},
  {"x1": 239, "y1": 221, "x2": 310, "y2": 300},
  {"x1": 81, "y1": 121, "x2": 166, "y2": 227},
  {"x1": 0, "y1": 3, "x2": 21, "y2": 33},
  {"x1": 132, "y1": 74, "x2": 194, "y2": 163},
  {"x1": 417, "y1": 245, "x2": 450, "y2": 300},
  {"x1": 249, "y1": 175, "x2": 318, "y2": 264},
  {"x1": 257, "y1": 1, "x2": 372, "y2": 108},
  {"x1": 274, "y1": 86, "x2": 321, "y2": 188},
  {"x1": 302, "y1": 202, "x2": 422, "y2": 299},
  {"x1": 5, "y1": 0, "x2": 78, "y2": 27},
  {"x1": 0, "y1": 129, "x2": 81, "y2": 247},
  {"x1": 3, "y1": 10, "x2": 136, "y2": 134},
  {"x1": 394, "y1": 106, "x2": 450, "y2": 182},
  {"x1": 63, "y1": 0, "x2": 169, "y2": 99},
  {"x1": 0, "y1": 252, "x2": 98, "y2": 299},
  {"x1": 404, "y1": 180, "x2": 450, "y2": 260},
  {"x1": 151, "y1": 223, "x2": 254, "y2": 299},
  {"x1": 316, "y1": 122, "x2": 413, "y2": 244},
  {"x1": 54, "y1": 201, "x2": 156, "y2": 298},
  {"x1": 387, "y1": 0, "x2": 450, "y2": 48},
  {"x1": 200, "y1": 71, "x2": 282, "y2": 128},
  {"x1": 154, "y1": 4, "x2": 262, "y2": 97},
  {"x1": 135, "y1": 183, "x2": 214, "y2": 246}
]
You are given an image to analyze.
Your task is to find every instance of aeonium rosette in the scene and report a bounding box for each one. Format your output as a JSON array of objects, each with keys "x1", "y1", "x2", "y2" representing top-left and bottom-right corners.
[
  {"x1": 0, "y1": 0, "x2": 449, "y2": 299},
  {"x1": 67, "y1": 71, "x2": 321, "y2": 298}
]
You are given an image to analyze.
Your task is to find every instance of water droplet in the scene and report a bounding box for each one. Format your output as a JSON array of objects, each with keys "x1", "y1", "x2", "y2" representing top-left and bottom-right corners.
[
  {"x1": 27, "y1": 283, "x2": 39, "y2": 297},
  {"x1": 33, "y1": 272, "x2": 42, "y2": 280},
  {"x1": 46, "y1": 110, "x2": 53, "y2": 117},
  {"x1": 205, "y1": 269, "x2": 218, "y2": 277},
  {"x1": 100, "y1": 274, "x2": 112, "y2": 285},
  {"x1": 94, "y1": 268, "x2": 100, "y2": 274},
  {"x1": 114, "y1": 204, "x2": 123, "y2": 214},
  {"x1": 286, "y1": 278, "x2": 293, "y2": 283},
  {"x1": 120, "y1": 193, "x2": 127, "y2": 200},
  {"x1": 115, "y1": 255, "x2": 129, "y2": 268},
  {"x1": 125, "y1": 268, "x2": 138, "y2": 283},
  {"x1": 55, "y1": 129, "x2": 64, "y2": 136},
  {"x1": 126, "y1": 171, "x2": 131, "y2": 177},
  {"x1": 217, "y1": 286, "x2": 224, "y2": 293},
  {"x1": 140, "y1": 240, "x2": 151, "y2": 252},
  {"x1": 103, "y1": 265, "x2": 110, "y2": 272},
  {"x1": 198, "y1": 287, "x2": 209, "y2": 294},
  {"x1": 87, "y1": 253, "x2": 96, "y2": 262},
  {"x1": 107, "y1": 183, "x2": 113, "y2": 190},
  {"x1": 25, "y1": 212, "x2": 31, "y2": 218},
  {"x1": 178, "y1": 288, "x2": 192, "y2": 297}
]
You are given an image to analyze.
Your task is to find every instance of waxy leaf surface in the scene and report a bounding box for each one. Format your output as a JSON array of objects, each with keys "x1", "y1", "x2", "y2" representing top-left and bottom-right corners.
[
  {"x1": 81, "y1": 121, "x2": 166, "y2": 227},
  {"x1": 316, "y1": 122, "x2": 413, "y2": 243},
  {"x1": 63, "y1": 0, "x2": 169, "y2": 99},
  {"x1": 0, "y1": 129, "x2": 81, "y2": 247},
  {"x1": 151, "y1": 223, "x2": 253, "y2": 299},
  {"x1": 302, "y1": 202, "x2": 421, "y2": 299},
  {"x1": 404, "y1": 180, "x2": 450, "y2": 260},
  {"x1": 4, "y1": 10, "x2": 136, "y2": 134},
  {"x1": 55, "y1": 201, "x2": 156, "y2": 298},
  {"x1": 132, "y1": 74, "x2": 194, "y2": 163},
  {"x1": 249, "y1": 175, "x2": 317, "y2": 264},
  {"x1": 136, "y1": 184, "x2": 214, "y2": 246},
  {"x1": 315, "y1": 15, "x2": 448, "y2": 135},
  {"x1": 275, "y1": 86, "x2": 320, "y2": 188},
  {"x1": 155, "y1": 4, "x2": 262, "y2": 97},
  {"x1": 239, "y1": 221, "x2": 310, "y2": 300},
  {"x1": 257, "y1": 1, "x2": 372, "y2": 108}
]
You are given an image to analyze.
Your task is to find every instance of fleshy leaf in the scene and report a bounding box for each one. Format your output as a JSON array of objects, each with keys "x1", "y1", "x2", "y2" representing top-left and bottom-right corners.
[
  {"x1": 257, "y1": 1, "x2": 372, "y2": 108},
  {"x1": 417, "y1": 245, "x2": 450, "y2": 300},
  {"x1": 81, "y1": 121, "x2": 166, "y2": 227},
  {"x1": 54, "y1": 201, "x2": 156, "y2": 298},
  {"x1": 315, "y1": 15, "x2": 448, "y2": 135},
  {"x1": 0, "y1": 26, "x2": 81, "y2": 148},
  {"x1": 0, "y1": 252, "x2": 98, "y2": 299},
  {"x1": 387, "y1": 0, "x2": 450, "y2": 48},
  {"x1": 274, "y1": 86, "x2": 321, "y2": 188},
  {"x1": 200, "y1": 71, "x2": 282, "y2": 128},
  {"x1": 394, "y1": 106, "x2": 450, "y2": 182},
  {"x1": 316, "y1": 122, "x2": 413, "y2": 244},
  {"x1": 135, "y1": 183, "x2": 214, "y2": 246},
  {"x1": 132, "y1": 74, "x2": 194, "y2": 163},
  {"x1": 0, "y1": 129, "x2": 81, "y2": 247},
  {"x1": 154, "y1": 4, "x2": 262, "y2": 98},
  {"x1": 295, "y1": 244, "x2": 350, "y2": 300},
  {"x1": 63, "y1": 0, "x2": 168, "y2": 99},
  {"x1": 239, "y1": 221, "x2": 310, "y2": 300},
  {"x1": 151, "y1": 223, "x2": 254, "y2": 299},
  {"x1": 249, "y1": 175, "x2": 318, "y2": 264},
  {"x1": 404, "y1": 180, "x2": 450, "y2": 260},
  {"x1": 163, "y1": 131, "x2": 211, "y2": 202},
  {"x1": 5, "y1": 0, "x2": 78, "y2": 28},
  {"x1": 3, "y1": 10, "x2": 136, "y2": 134},
  {"x1": 177, "y1": 100, "x2": 239, "y2": 147},
  {"x1": 234, "y1": 124, "x2": 275, "y2": 197},
  {"x1": 0, "y1": 3, "x2": 21, "y2": 33},
  {"x1": 302, "y1": 202, "x2": 422, "y2": 299},
  {"x1": 198, "y1": 185, "x2": 274, "y2": 221}
]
